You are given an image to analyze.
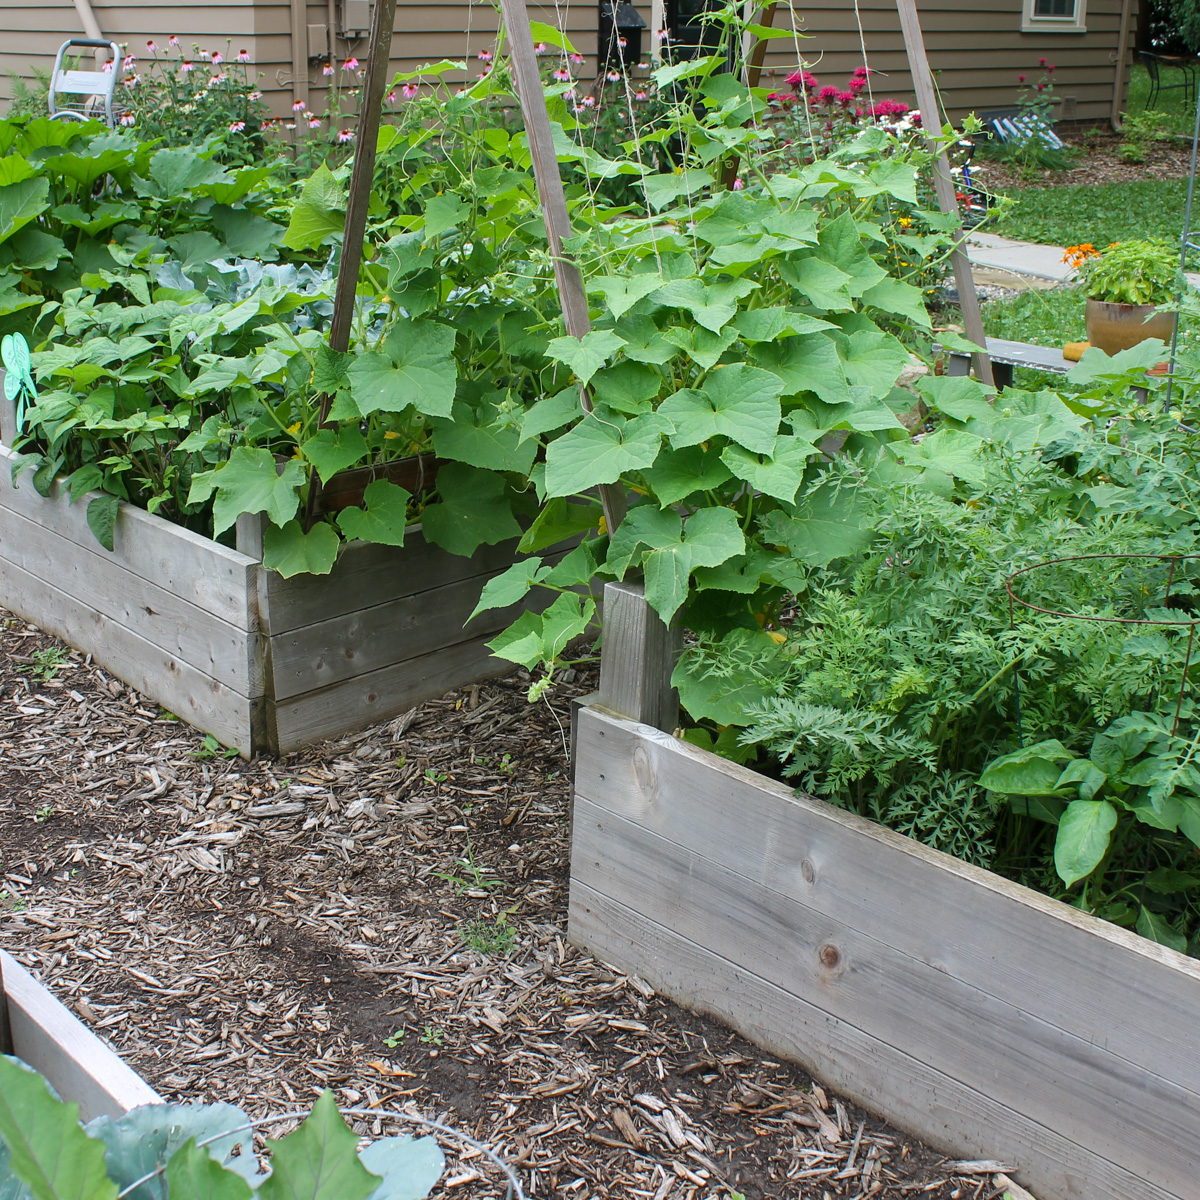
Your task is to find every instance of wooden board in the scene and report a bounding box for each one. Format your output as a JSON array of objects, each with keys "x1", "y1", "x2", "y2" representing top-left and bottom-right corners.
[
  {"x1": 570, "y1": 704, "x2": 1200, "y2": 1200},
  {"x1": 269, "y1": 632, "x2": 513, "y2": 753},
  {"x1": 2, "y1": 950, "x2": 161, "y2": 1121},
  {"x1": 0, "y1": 549, "x2": 258, "y2": 752},
  {"x1": 597, "y1": 581, "x2": 680, "y2": 732},
  {"x1": 0, "y1": 447, "x2": 257, "y2": 631}
]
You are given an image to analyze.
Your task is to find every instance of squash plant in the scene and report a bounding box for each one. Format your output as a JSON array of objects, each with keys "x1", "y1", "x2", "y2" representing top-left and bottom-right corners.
[{"x1": 0, "y1": 1055, "x2": 446, "y2": 1200}]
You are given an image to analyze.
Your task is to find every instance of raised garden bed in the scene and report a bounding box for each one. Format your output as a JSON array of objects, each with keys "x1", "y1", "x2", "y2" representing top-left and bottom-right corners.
[
  {"x1": 0, "y1": 949, "x2": 160, "y2": 1120},
  {"x1": 0, "y1": 396, "x2": 529, "y2": 757},
  {"x1": 569, "y1": 582, "x2": 1200, "y2": 1200}
]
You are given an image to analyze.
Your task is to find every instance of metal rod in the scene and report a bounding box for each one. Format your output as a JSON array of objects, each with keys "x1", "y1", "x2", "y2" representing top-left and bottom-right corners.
[{"x1": 1166, "y1": 76, "x2": 1200, "y2": 408}]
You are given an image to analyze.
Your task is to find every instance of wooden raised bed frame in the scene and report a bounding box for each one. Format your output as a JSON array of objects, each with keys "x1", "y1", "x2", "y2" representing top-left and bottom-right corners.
[
  {"x1": 1, "y1": 950, "x2": 161, "y2": 1120},
  {"x1": 571, "y1": 582, "x2": 1200, "y2": 1200},
  {"x1": 0, "y1": 396, "x2": 528, "y2": 756}
]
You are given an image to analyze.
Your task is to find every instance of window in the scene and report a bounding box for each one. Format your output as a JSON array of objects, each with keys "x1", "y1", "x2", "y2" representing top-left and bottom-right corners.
[{"x1": 1021, "y1": 0, "x2": 1087, "y2": 33}]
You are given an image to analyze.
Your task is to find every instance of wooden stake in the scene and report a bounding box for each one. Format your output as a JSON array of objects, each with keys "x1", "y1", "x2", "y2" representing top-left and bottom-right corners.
[
  {"x1": 721, "y1": 3, "x2": 777, "y2": 191},
  {"x1": 894, "y1": 0, "x2": 994, "y2": 387},
  {"x1": 0, "y1": 953, "x2": 12, "y2": 1056},
  {"x1": 496, "y1": 0, "x2": 628, "y2": 536}
]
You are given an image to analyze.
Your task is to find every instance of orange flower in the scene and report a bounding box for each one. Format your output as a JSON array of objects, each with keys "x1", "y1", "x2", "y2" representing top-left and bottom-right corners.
[{"x1": 1062, "y1": 243, "x2": 1101, "y2": 269}]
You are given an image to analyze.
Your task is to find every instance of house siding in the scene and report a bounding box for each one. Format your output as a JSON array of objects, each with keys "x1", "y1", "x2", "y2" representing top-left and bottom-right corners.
[{"x1": 1, "y1": 1, "x2": 1130, "y2": 129}]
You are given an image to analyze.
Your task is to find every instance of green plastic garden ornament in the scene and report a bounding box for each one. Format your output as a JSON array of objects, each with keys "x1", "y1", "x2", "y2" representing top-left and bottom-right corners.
[{"x1": 1, "y1": 333, "x2": 34, "y2": 435}]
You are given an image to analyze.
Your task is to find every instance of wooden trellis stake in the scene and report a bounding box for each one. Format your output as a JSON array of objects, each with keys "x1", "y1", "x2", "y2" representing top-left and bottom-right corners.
[
  {"x1": 894, "y1": 0, "x2": 994, "y2": 387},
  {"x1": 496, "y1": 0, "x2": 628, "y2": 537}
]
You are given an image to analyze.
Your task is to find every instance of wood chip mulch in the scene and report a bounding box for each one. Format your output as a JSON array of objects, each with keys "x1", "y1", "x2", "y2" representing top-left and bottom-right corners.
[{"x1": 2, "y1": 607, "x2": 1014, "y2": 1199}]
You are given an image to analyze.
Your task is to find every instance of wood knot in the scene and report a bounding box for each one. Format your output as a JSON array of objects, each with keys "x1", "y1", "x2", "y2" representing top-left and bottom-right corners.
[
  {"x1": 800, "y1": 859, "x2": 815, "y2": 885},
  {"x1": 818, "y1": 943, "x2": 842, "y2": 971}
]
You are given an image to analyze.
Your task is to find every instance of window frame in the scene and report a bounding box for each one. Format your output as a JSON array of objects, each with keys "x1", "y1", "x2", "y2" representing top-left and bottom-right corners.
[{"x1": 1021, "y1": 0, "x2": 1087, "y2": 34}]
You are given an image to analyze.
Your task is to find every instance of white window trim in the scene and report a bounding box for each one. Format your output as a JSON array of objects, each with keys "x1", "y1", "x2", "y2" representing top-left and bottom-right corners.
[{"x1": 1021, "y1": 0, "x2": 1087, "y2": 34}]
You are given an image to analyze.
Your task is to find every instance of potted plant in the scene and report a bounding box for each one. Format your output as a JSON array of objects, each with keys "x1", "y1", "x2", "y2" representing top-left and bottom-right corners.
[{"x1": 1067, "y1": 240, "x2": 1180, "y2": 354}]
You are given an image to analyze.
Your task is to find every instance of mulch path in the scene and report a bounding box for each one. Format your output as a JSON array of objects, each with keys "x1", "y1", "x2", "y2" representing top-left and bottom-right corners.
[
  {"x1": 2, "y1": 607, "x2": 1014, "y2": 1199},
  {"x1": 974, "y1": 125, "x2": 1193, "y2": 192}
]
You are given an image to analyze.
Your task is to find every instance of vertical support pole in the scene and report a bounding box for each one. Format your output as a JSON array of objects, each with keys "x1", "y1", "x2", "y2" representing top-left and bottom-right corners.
[
  {"x1": 290, "y1": 0, "x2": 310, "y2": 116},
  {"x1": 0, "y1": 385, "x2": 16, "y2": 449},
  {"x1": 598, "y1": 582, "x2": 681, "y2": 733},
  {"x1": 496, "y1": 0, "x2": 628, "y2": 536},
  {"x1": 0, "y1": 954, "x2": 12, "y2": 1056},
  {"x1": 1111, "y1": 0, "x2": 1136, "y2": 132},
  {"x1": 894, "y1": 0, "x2": 994, "y2": 388}
]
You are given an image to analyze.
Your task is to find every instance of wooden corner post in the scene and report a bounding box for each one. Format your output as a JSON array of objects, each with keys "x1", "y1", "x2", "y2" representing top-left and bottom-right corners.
[{"x1": 598, "y1": 582, "x2": 682, "y2": 733}]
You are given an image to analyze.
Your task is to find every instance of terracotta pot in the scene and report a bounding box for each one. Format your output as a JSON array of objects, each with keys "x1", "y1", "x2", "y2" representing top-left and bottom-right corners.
[{"x1": 1085, "y1": 299, "x2": 1177, "y2": 356}]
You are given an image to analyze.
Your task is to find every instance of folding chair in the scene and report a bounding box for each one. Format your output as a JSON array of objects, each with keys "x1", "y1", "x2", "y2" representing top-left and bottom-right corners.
[
  {"x1": 48, "y1": 39, "x2": 122, "y2": 126},
  {"x1": 1138, "y1": 51, "x2": 1196, "y2": 110}
]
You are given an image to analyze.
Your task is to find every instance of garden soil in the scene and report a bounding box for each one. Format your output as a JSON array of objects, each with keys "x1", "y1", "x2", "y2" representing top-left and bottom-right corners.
[{"x1": 3, "y1": 607, "x2": 1011, "y2": 1199}]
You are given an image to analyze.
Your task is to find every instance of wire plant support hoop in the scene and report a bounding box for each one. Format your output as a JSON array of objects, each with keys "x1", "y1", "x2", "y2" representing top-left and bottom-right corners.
[{"x1": 1005, "y1": 552, "x2": 1200, "y2": 734}]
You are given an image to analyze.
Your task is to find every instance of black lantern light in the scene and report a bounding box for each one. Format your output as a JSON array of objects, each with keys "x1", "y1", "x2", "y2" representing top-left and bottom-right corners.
[{"x1": 599, "y1": 1, "x2": 646, "y2": 70}]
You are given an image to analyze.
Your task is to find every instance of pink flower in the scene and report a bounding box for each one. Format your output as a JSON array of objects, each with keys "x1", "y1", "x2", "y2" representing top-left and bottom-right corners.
[
  {"x1": 1018, "y1": 74, "x2": 1026, "y2": 82},
  {"x1": 564, "y1": 87, "x2": 578, "y2": 100},
  {"x1": 146, "y1": 40, "x2": 157, "y2": 51},
  {"x1": 636, "y1": 61, "x2": 648, "y2": 69},
  {"x1": 119, "y1": 113, "x2": 136, "y2": 125},
  {"x1": 534, "y1": 42, "x2": 548, "y2": 54},
  {"x1": 179, "y1": 60, "x2": 193, "y2": 73},
  {"x1": 238, "y1": 49, "x2": 251, "y2": 63},
  {"x1": 848, "y1": 76, "x2": 867, "y2": 94},
  {"x1": 786, "y1": 70, "x2": 818, "y2": 92},
  {"x1": 102, "y1": 61, "x2": 113, "y2": 73},
  {"x1": 634, "y1": 89, "x2": 647, "y2": 101},
  {"x1": 478, "y1": 49, "x2": 493, "y2": 63},
  {"x1": 618, "y1": 36, "x2": 627, "y2": 47},
  {"x1": 211, "y1": 51, "x2": 223, "y2": 64},
  {"x1": 656, "y1": 28, "x2": 669, "y2": 41},
  {"x1": 292, "y1": 99, "x2": 306, "y2": 112},
  {"x1": 125, "y1": 73, "x2": 141, "y2": 86},
  {"x1": 572, "y1": 104, "x2": 586, "y2": 115},
  {"x1": 401, "y1": 81, "x2": 418, "y2": 99},
  {"x1": 837, "y1": 91, "x2": 854, "y2": 107},
  {"x1": 582, "y1": 94, "x2": 595, "y2": 107},
  {"x1": 337, "y1": 128, "x2": 354, "y2": 143},
  {"x1": 343, "y1": 56, "x2": 359, "y2": 71},
  {"x1": 248, "y1": 90, "x2": 262, "y2": 99},
  {"x1": 606, "y1": 69, "x2": 621, "y2": 82},
  {"x1": 385, "y1": 90, "x2": 397, "y2": 103},
  {"x1": 1047, "y1": 62, "x2": 1055, "y2": 71},
  {"x1": 1037, "y1": 83, "x2": 1045, "y2": 91},
  {"x1": 732, "y1": 177, "x2": 744, "y2": 190},
  {"x1": 817, "y1": 84, "x2": 839, "y2": 102},
  {"x1": 212, "y1": 72, "x2": 228, "y2": 84},
  {"x1": 323, "y1": 61, "x2": 334, "y2": 75},
  {"x1": 122, "y1": 54, "x2": 136, "y2": 68},
  {"x1": 1039, "y1": 57, "x2": 1047, "y2": 66},
  {"x1": 553, "y1": 67, "x2": 571, "y2": 82},
  {"x1": 308, "y1": 115, "x2": 321, "y2": 128},
  {"x1": 852, "y1": 66, "x2": 869, "y2": 78},
  {"x1": 169, "y1": 35, "x2": 179, "y2": 48},
  {"x1": 569, "y1": 53, "x2": 585, "y2": 64},
  {"x1": 229, "y1": 120, "x2": 245, "y2": 132}
]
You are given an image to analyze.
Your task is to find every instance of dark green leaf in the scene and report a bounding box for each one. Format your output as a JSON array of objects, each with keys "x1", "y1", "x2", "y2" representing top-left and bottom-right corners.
[
  {"x1": 1053, "y1": 799, "x2": 1117, "y2": 887},
  {"x1": 262, "y1": 520, "x2": 340, "y2": 577},
  {"x1": 335, "y1": 480, "x2": 412, "y2": 547},
  {"x1": 419, "y1": 463, "x2": 520, "y2": 557},
  {"x1": 86, "y1": 494, "x2": 119, "y2": 552},
  {"x1": 162, "y1": 1139, "x2": 252, "y2": 1200}
]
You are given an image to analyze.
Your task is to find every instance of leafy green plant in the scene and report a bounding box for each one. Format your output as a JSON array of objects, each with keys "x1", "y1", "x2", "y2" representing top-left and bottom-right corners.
[
  {"x1": 1118, "y1": 110, "x2": 1175, "y2": 164},
  {"x1": 1075, "y1": 239, "x2": 1180, "y2": 306},
  {"x1": 383, "y1": 1027, "x2": 407, "y2": 1048},
  {"x1": 192, "y1": 733, "x2": 240, "y2": 760},
  {"x1": 25, "y1": 646, "x2": 68, "y2": 682},
  {"x1": 0, "y1": 1057, "x2": 446, "y2": 1200},
  {"x1": 459, "y1": 914, "x2": 516, "y2": 956}
]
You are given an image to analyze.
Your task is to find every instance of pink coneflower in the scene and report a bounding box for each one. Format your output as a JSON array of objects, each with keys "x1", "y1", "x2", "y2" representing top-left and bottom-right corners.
[
  {"x1": 229, "y1": 120, "x2": 245, "y2": 132},
  {"x1": 337, "y1": 128, "x2": 354, "y2": 143},
  {"x1": 478, "y1": 49, "x2": 493, "y2": 63},
  {"x1": 292, "y1": 99, "x2": 306, "y2": 111},
  {"x1": 284, "y1": 122, "x2": 296, "y2": 130},
  {"x1": 237, "y1": 49, "x2": 251, "y2": 63},
  {"x1": 581, "y1": 94, "x2": 595, "y2": 107},
  {"x1": 618, "y1": 36, "x2": 627, "y2": 47},
  {"x1": 634, "y1": 89, "x2": 648, "y2": 101},
  {"x1": 248, "y1": 90, "x2": 261, "y2": 99},
  {"x1": 572, "y1": 103, "x2": 586, "y2": 115},
  {"x1": 146, "y1": 40, "x2": 157, "y2": 51},
  {"x1": 211, "y1": 72, "x2": 228, "y2": 84},
  {"x1": 169, "y1": 35, "x2": 179, "y2": 47},
  {"x1": 323, "y1": 61, "x2": 334, "y2": 76},
  {"x1": 732, "y1": 177, "x2": 744, "y2": 190},
  {"x1": 179, "y1": 60, "x2": 193, "y2": 73},
  {"x1": 308, "y1": 115, "x2": 321, "y2": 128},
  {"x1": 103, "y1": 61, "x2": 113, "y2": 72},
  {"x1": 122, "y1": 54, "x2": 136, "y2": 68},
  {"x1": 534, "y1": 41, "x2": 548, "y2": 54},
  {"x1": 119, "y1": 113, "x2": 136, "y2": 125},
  {"x1": 211, "y1": 51, "x2": 223, "y2": 64},
  {"x1": 564, "y1": 87, "x2": 578, "y2": 100},
  {"x1": 636, "y1": 61, "x2": 648, "y2": 69},
  {"x1": 385, "y1": 89, "x2": 397, "y2": 103},
  {"x1": 656, "y1": 28, "x2": 669, "y2": 41},
  {"x1": 401, "y1": 81, "x2": 418, "y2": 99},
  {"x1": 343, "y1": 56, "x2": 359, "y2": 71},
  {"x1": 606, "y1": 69, "x2": 621, "y2": 82},
  {"x1": 552, "y1": 67, "x2": 570, "y2": 82},
  {"x1": 125, "y1": 73, "x2": 141, "y2": 86},
  {"x1": 569, "y1": 53, "x2": 585, "y2": 64}
]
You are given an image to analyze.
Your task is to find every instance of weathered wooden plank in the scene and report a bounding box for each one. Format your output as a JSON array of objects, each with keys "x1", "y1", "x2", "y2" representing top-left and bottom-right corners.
[
  {"x1": 0, "y1": 550, "x2": 256, "y2": 752},
  {"x1": 0, "y1": 504, "x2": 261, "y2": 695},
  {"x1": 0, "y1": 953, "x2": 12, "y2": 1055},
  {"x1": 2, "y1": 951, "x2": 161, "y2": 1121},
  {"x1": 268, "y1": 569, "x2": 528, "y2": 702},
  {"x1": 570, "y1": 882, "x2": 1179, "y2": 1200},
  {"x1": 570, "y1": 707, "x2": 1200, "y2": 1200},
  {"x1": 597, "y1": 581, "x2": 681, "y2": 732},
  {"x1": 261, "y1": 527, "x2": 518, "y2": 634},
  {"x1": 572, "y1": 795, "x2": 1199, "y2": 1196},
  {"x1": 270, "y1": 633, "x2": 513, "y2": 753},
  {"x1": 0, "y1": 447, "x2": 257, "y2": 631}
]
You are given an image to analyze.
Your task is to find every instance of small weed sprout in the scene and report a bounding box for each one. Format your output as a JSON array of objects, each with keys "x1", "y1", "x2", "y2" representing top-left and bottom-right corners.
[
  {"x1": 0, "y1": 890, "x2": 27, "y2": 912},
  {"x1": 419, "y1": 1025, "x2": 444, "y2": 1046},
  {"x1": 191, "y1": 734, "x2": 239, "y2": 760},
  {"x1": 459, "y1": 914, "x2": 516, "y2": 956},
  {"x1": 26, "y1": 647, "x2": 69, "y2": 682},
  {"x1": 34, "y1": 804, "x2": 54, "y2": 823},
  {"x1": 383, "y1": 1027, "x2": 406, "y2": 1049}
]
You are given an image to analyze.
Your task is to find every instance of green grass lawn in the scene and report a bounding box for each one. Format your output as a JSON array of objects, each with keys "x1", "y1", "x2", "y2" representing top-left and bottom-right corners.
[
  {"x1": 982, "y1": 285, "x2": 1087, "y2": 347},
  {"x1": 1125, "y1": 61, "x2": 1198, "y2": 137}
]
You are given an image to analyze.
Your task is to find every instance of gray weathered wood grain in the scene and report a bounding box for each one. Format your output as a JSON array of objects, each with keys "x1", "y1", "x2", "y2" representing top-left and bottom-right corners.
[
  {"x1": 0, "y1": 447, "x2": 257, "y2": 630},
  {"x1": 1, "y1": 504, "x2": 261, "y2": 695},
  {"x1": 597, "y1": 581, "x2": 680, "y2": 732},
  {"x1": 570, "y1": 882, "x2": 1178, "y2": 1200},
  {"x1": 571, "y1": 704, "x2": 1200, "y2": 1200},
  {"x1": 0, "y1": 549, "x2": 255, "y2": 752},
  {"x1": 2, "y1": 950, "x2": 162, "y2": 1120},
  {"x1": 269, "y1": 633, "x2": 513, "y2": 753}
]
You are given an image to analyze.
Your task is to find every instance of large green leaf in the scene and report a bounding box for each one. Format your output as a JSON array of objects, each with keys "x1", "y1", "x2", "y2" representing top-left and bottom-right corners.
[
  {"x1": 257, "y1": 1091, "x2": 380, "y2": 1200},
  {"x1": 651, "y1": 278, "x2": 758, "y2": 333},
  {"x1": 335, "y1": 480, "x2": 412, "y2": 547},
  {"x1": 543, "y1": 411, "x2": 669, "y2": 496},
  {"x1": 487, "y1": 592, "x2": 595, "y2": 669},
  {"x1": 263, "y1": 520, "x2": 341, "y2": 577},
  {"x1": 348, "y1": 321, "x2": 457, "y2": 418},
  {"x1": 589, "y1": 361, "x2": 662, "y2": 414},
  {"x1": 143, "y1": 147, "x2": 227, "y2": 197},
  {"x1": 640, "y1": 444, "x2": 732, "y2": 506},
  {"x1": 301, "y1": 427, "x2": 369, "y2": 484},
  {"x1": 419, "y1": 463, "x2": 520, "y2": 557},
  {"x1": 359, "y1": 1135, "x2": 444, "y2": 1200},
  {"x1": 1136, "y1": 906, "x2": 1188, "y2": 953},
  {"x1": 720, "y1": 435, "x2": 812, "y2": 504},
  {"x1": 817, "y1": 211, "x2": 887, "y2": 297},
  {"x1": 0, "y1": 1056, "x2": 117, "y2": 1200},
  {"x1": 659, "y1": 365, "x2": 782, "y2": 455},
  {"x1": 86, "y1": 495, "x2": 119, "y2": 552},
  {"x1": 750, "y1": 333, "x2": 851, "y2": 406},
  {"x1": 979, "y1": 740, "x2": 1076, "y2": 796},
  {"x1": 468, "y1": 558, "x2": 545, "y2": 620},
  {"x1": 544, "y1": 330, "x2": 626, "y2": 386},
  {"x1": 162, "y1": 1139, "x2": 251, "y2": 1200},
  {"x1": 659, "y1": 326, "x2": 736, "y2": 371},
  {"x1": 423, "y1": 194, "x2": 468, "y2": 240},
  {"x1": 860, "y1": 276, "x2": 930, "y2": 328},
  {"x1": 282, "y1": 164, "x2": 346, "y2": 251},
  {"x1": 1054, "y1": 799, "x2": 1117, "y2": 888},
  {"x1": 188, "y1": 447, "x2": 304, "y2": 536},
  {"x1": 587, "y1": 273, "x2": 661, "y2": 318},
  {"x1": 432, "y1": 404, "x2": 536, "y2": 474},
  {"x1": 0, "y1": 177, "x2": 49, "y2": 243}
]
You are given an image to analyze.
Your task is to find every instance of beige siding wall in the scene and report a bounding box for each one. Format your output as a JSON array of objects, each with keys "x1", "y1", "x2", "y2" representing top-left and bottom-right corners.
[{"x1": 1, "y1": 0, "x2": 1129, "y2": 127}]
